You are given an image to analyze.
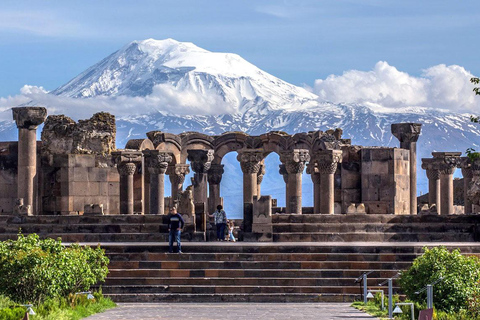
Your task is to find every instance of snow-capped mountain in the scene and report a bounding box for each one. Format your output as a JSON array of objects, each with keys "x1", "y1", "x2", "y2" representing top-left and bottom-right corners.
[
  {"x1": 52, "y1": 38, "x2": 318, "y2": 114},
  {"x1": 2, "y1": 38, "x2": 479, "y2": 217}
]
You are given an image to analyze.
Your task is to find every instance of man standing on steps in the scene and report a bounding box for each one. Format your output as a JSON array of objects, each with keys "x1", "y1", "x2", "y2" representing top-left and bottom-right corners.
[{"x1": 168, "y1": 206, "x2": 184, "y2": 253}]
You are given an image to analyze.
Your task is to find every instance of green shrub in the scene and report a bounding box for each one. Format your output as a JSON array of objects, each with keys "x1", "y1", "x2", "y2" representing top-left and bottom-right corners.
[
  {"x1": 0, "y1": 233, "x2": 109, "y2": 304},
  {"x1": 0, "y1": 307, "x2": 26, "y2": 320},
  {"x1": 399, "y1": 246, "x2": 480, "y2": 313}
]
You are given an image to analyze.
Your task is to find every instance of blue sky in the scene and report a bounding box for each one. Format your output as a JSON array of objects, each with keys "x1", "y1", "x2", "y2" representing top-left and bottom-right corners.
[{"x1": 0, "y1": 0, "x2": 479, "y2": 98}]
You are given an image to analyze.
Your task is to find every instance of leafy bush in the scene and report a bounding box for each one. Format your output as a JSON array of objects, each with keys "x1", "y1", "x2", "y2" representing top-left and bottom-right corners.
[
  {"x1": 0, "y1": 307, "x2": 25, "y2": 320},
  {"x1": 399, "y1": 246, "x2": 480, "y2": 313},
  {"x1": 0, "y1": 234, "x2": 109, "y2": 304}
]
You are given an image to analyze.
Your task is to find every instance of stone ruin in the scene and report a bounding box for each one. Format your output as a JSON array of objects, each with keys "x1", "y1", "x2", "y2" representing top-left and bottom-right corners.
[{"x1": 1, "y1": 106, "x2": 478, "y2": 239}]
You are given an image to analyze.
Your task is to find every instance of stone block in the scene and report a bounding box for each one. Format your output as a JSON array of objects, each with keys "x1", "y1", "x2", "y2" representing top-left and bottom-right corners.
[
  {"x1": 365, "y1": 201, "x2": 390, "y2": 214},
  {"x1": 0, "y1": 198, "x2": 13, "y2": 214},
  {"x1": 363, "y1": 188, "x2": 380, "y2": 201},
  {"x1": 52, "y1": 154, "x2": 75, "y2": 168},
  {"x1": 334, "y1": 202, "x2": 342, "y2": 214},
  {"x1": 60, "y1": 182, "x2": 74, "y2": 196},
  {"x1": 88, "y1": 167, "x2": 108, "y2": 182},
  {"x1": 57, "y1": 167, "x2": 74, "y2": 182},
  {"x1": 0, "y1": 183, "x2": 16, "y2": 198},
  {"x1": 342, "y1": 189, "x2": 361, "y2": 204},
  {"x1": 108, "y1": 182, "x2": 120, "y2": 196},
  {"x1": 56, "y1": 196, "x2": 73, "y2": 212},
  {"x1": 84, "y1": 204, "x2": 104, "y2": 215},
  {"x1": 73, "y1": 197, "x2": 85, "y2": 212},
  {"x1": 74, "y1": 154, "x2": 96, "y2": 168},
  {"x1": 252, "y1": 224, "x2": 272, "y2": 234},
  {"x1": 107, "y1": 169, "x2": 120, "y2": 182},
  {"x1": 73, "y1": 167, "x2": 89, "y2": 182},
  {"x1": 356, "y1": 203, "x2": 366, "y2": 214},
  {"x1": 346, "y1": 203, "x2": 356, "y2": 214},
  {"x1": 253, "y1": 195, "x2": 272, "y2": 224},
  {"x1": 72, "y1": 182, "x2": 89, "y2": 196}
]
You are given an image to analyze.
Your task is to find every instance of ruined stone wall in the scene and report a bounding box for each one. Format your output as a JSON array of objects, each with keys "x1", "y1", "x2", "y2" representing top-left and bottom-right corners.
[
  {"x1": 41, "y1": 154, "x2": 119, "y2": 215},
  {"x1": 41, "y1": 112, "x2": 115, "y2": 156},
  {"x1": 361, "y1": 147, "x2": 410, "y2": 214},
  {"x1": 341, "y1": 145, "x2": 362, "y2": 212},
  {"x1": 0, "y1": 142, "x2": 18, "y2": 214}
]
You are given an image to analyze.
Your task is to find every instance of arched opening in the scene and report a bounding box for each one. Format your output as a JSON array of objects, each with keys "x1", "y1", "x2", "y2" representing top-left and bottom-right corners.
[
  {"x1": 219, "y1": 152, "x2": 243, "y2": 219},
  {"x1": 261, "y1": 152, "x2": 285, "y2": 211}
]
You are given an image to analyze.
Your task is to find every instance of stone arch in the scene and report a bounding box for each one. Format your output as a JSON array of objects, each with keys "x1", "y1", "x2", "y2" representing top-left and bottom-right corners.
[
  {"x1": 180, "y1": 132, "x2": 214, "y2": 163},
  {"x1": 124, "y1": 139, "x2": 155, "y2": 151},
  {"x1": 146, "y1": 131, "x2": 181, "y2": 165},
  {"x1": 212, "y1": 132, "x2": 249, "y2": 164}
]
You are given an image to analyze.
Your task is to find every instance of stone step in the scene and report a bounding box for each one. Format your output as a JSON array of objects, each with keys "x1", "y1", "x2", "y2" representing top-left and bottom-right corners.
[
  {"x1": 106, "y1": 252, "x2": 420, "y2": 262},
  {"x1": 272, "y1": 232, "x2": 476, "y2": 242},
  {"x1": 272, "y1": 214, "x2": 480, "y2": 224},
  {"x1": 100, "y1": 284, "x2": 379, "y2": 295},
  {"x1": 0, "y1": 224, "x2": 171, "y2": 234},
  {"x1": 107, "y1": 268, "x2": 401, "y2": 279},
  {"x1": 102, "y1": 293, "x2": 356, "y2": 303},
  {"x1": 103, "y1": 277, "x2": 401, "y2": 287},
  {"x1": 272, "y1": 223, "x2": 476, "y2": 233},
  {"x1": 107, "y1": 260, "x2": 412, "y2": 270},
  {"x1": 99, "y1": 243, "x2": 480, "y2": 254}
]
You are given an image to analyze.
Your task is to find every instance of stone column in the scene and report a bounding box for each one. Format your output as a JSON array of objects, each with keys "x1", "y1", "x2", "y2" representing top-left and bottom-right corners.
[
  {"x1": 421, "y1": 158, "x2": 441, "y2": 212},
  {"x1": 208, "y1": 164, "x2": 224, "y2": 214},
  {"x1": 237, "y1": 149, "x2": 263, "y2": 232},
  {"x1": 168, "y1": 164, "x2": 190, "y2": 203},
  {"x1": 391, "y1": 123, "x2": 422, "y2": 214},
  {"x1": 315, "y1": 150, "x2": 342, "y2": 214},
  {"x1": 432, "y1": 152, "x2": 461, "y2": 215},
  {"x1": 144, "y1": 150, "x2": 172, "y2": 215},
  {"x1": 113, "y1": 151, "x2": 142, "y2": 214},
  {"x1": 12, "y1": 107, "x2": 47, "y2": 215},
  {"x1": 256, "y1": 162, "x2": 266, "y2": 197},
  {"x1": 280, "y1": 149, "x2": 310, "y2": 214},
  {"x1": 187, "y1": 150, "x2": 214, "y2": 205},
  {"x1": 279, "y1": 164, "x2": 289, "y2": 209},
  {"x1": 306, "y1": 162, "x2": 321, "y2": 214},
  {"x1": 460, "y1": 157, "x2": 473, "y2": 214}
]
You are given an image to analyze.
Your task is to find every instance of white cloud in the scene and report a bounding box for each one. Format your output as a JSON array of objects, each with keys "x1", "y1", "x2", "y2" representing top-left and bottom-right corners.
[
  {"x1": 0, "y1": 83, "x2": 234, "y2": 123},
  {"x1": 313, "y1": 61, "x2": 480, "y2": 113}
]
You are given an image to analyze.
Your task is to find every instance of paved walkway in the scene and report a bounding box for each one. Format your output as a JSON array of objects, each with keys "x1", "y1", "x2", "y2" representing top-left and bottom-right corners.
[{"x1": 84, "y1": 303, "x2": 379, "y2": 320}]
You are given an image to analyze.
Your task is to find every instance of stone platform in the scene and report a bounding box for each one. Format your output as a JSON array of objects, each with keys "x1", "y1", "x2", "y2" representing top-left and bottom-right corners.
[{"x1": 1, "y1": 213, "x2": 479, "y2": 243}]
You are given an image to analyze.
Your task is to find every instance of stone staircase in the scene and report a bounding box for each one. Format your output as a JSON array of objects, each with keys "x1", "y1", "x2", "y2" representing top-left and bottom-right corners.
[
  {"x1": 1, "y1": 213, "x2": 480, "y2": 302},
  {"x1": 272, "y1": 214, "x2": 480, "y2": 242},
  {"x1": 98, "y1": 243, "x2": 480, "y2": 302},
  {"x1": 99, "y1": 243, "x2": 414, "y2": 302}
]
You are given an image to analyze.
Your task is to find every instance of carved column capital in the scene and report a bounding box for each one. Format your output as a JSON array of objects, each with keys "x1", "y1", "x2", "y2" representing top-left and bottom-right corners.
[
  {"x1": 112, "y1": 151, "x2": 142, "y2": 176},
  {"x1": 237, "y1": 149, "x2": 263, "y2": 174},
  {"x1": 144, "y1": 150, "x2": 172, "y2": 174},
  {"x1": 167, "y1": 163, "x2": 191, "y2": 186},
  {"x1": 458, "y1": 157, "x2": 474, "y2": 179},
  {"x1": 12, "y1": 107, "x2": 47, "y2": 130},
  {"x1": 187, "y1": 149, "x2": 214, "y2": 174},
  {"x1": 280, "y1": 149, "x2": 310, "y2": 174},
  {"x1": 391, "y1": 123, "x2": 422, "y2": 143},
  {"x1": 431, "y1": 152, "x2": 461, "y2": 175},
  {"x1": 208, "y1": 164, "x2": 225, "y2": 185},
  {"x1": 422, "y1": 158, "x2": 441, "y2": 180},
  {"x1": 313, "y1": 149, "x2": 342, "y2": 175}
]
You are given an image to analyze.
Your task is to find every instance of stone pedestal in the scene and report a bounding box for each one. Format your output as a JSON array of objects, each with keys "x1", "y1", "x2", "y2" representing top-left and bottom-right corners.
[
  {"x1": 460, "y1": 157, "x2": 473, "y2": 214},
  {"x1": 391, "y1": 123, "x2": 422, "y2": 214},
  {"x1": 307, "y1": 163, "x2": 321, "y2": 214},
  {"x1": 280, "y1": 149, "x2": 310, "y2": 214},
  {"x1": 208, "y1": 164, "x2": 224, "y2": 214},
  {"x1": 422, "y1": 158, "x2": 441, "y2": 213},
  {"x1": 144, "y1": 150, "x2": 172, "y2": 215},
  {"x1": 12, "y1": 107, "x2": 47, "y2": 215},
  {"x1": 168, "y1": 164, "x2": 190, "y2": 205},
  {"x1": 187, "y1": 149, "x2": 214, "y2": 233},
  {"x1": 432, "y1": 152, "x2": 461, "y2": 215},
  {"x1": 315, "y1": 150, "x2": 342, "y2": 214},
  {"x1": 113, "y1": 151, "x2": 142, "y2": 214},
  {"x1": 238, "y1": 149, "x2": 263, "y2": 232}
]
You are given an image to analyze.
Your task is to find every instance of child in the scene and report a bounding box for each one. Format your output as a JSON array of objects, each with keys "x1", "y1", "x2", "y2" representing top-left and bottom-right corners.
[{"x1": 227, "y1": 220, "x2": 236, "y2": 242}]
